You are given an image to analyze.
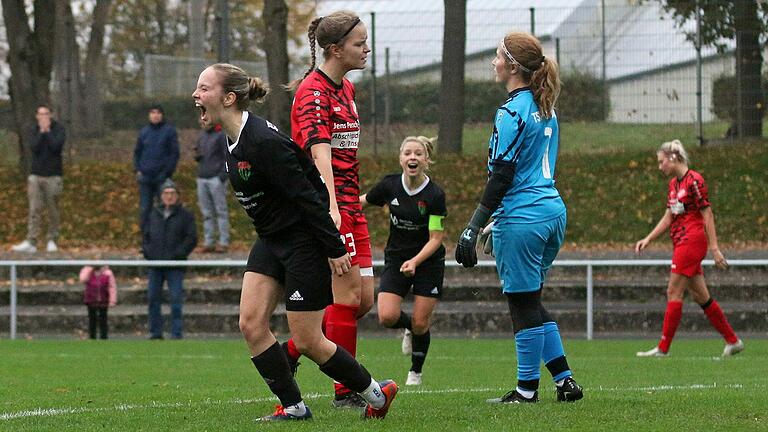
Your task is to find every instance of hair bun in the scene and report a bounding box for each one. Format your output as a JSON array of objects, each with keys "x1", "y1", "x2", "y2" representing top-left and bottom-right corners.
[{"x1": 248, "y1": 77, "x2": 269, "y2": 101}]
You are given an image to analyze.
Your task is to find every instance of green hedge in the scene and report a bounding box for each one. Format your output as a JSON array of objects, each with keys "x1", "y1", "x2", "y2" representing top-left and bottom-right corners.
[{"x1": 711, "y1": 74, "x2": 767, "y2": 122}]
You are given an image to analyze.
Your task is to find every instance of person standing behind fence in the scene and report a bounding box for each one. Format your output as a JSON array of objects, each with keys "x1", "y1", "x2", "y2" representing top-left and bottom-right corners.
[
  {"x1": 142, "y1": 179, "x2": 197, "y2": 340},
  {"x1": 635, "y1": 139, "x2": 743, "y2": 358},
  {"x1": 194, "y1": 119, "x2": 230, "y2": 253},
  {"x1": 80, "y1": 265, "x2": 117, "y2": 340},
  {"x1": 285, "y1": 10, "x2": 376, "y2": 408},
  {"x1": 455, "y1": 32, "x2": 583, "y2": 404},
  {"x1": 361, "y1": 136, "x2": 447, "y2": 386},
  {"x1": 134, "y1": 104, "x2": 179, "y2": 231},
  {"x1": 11, "y1": 105, "x2": 66, "y2": 254}
]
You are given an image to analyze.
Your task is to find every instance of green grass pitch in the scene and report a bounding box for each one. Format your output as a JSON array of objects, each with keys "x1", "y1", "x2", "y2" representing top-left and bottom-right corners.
[{"x1": 1, "y1": 338, "x2": 765, "y2": 431}]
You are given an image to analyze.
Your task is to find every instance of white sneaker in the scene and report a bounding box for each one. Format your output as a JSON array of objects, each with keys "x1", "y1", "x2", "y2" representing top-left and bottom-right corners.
[
  {"x1": 636, "y1": 346, "x2": 668, "y2": 357},
  {"x1": 11, "y1": 240, "x2": 37, "y2": 253},
  {"x1": 46, "y1": 240, "x2": 58, "y2": 252},
  {"x1": 722, "y1": 339, "x2": 744, "y2": 357},
  {"x1": 406, "y1": 371, "x2": 422, "y2": 386},
  {"x1": 401, "y1": 329, "x2": 412, "y2": 355}
]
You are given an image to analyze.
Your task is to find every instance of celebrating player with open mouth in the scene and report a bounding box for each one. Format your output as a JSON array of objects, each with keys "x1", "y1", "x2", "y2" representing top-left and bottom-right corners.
[{"x1": 193, "y1": 63, "x2": 397, "y2": 421}]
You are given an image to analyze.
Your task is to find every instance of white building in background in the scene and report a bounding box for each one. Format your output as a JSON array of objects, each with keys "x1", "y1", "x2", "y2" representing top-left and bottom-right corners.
[{"x1": 316, "y1": 0, "x2": 738, "y2": 123}]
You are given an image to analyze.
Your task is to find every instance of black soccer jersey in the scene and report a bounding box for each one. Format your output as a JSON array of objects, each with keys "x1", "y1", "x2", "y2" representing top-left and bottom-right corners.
[
  {"x1": 366, "y1": 174, "x2": 447, "y2": 262},
  {"x1": 225, "y1": 111, "x2": 346, "y2": 258}
]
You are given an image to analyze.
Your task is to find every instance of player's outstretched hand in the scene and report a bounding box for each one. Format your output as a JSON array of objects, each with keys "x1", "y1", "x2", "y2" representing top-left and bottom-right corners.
[
  {"x1": 329, "y1": 253, "x2": 352, "y2": 276},
  {"x1": 455, "y1": 226, "x2": 479, "y2": 268}
]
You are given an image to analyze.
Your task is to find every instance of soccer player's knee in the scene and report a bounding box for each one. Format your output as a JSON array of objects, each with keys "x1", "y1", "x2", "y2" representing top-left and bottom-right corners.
[
  {"x1": 291, "y1": 334, "x2": 321, "y2": 356},
  {"x1": 238, "y1": 315, "x2": 267, "y2": 340},
  {"x1": 378, "y1": 311, "x2": 399, "y2": 327},
  {"x1": 411, "y1": 317, "x2": 430, "y2": 335}
]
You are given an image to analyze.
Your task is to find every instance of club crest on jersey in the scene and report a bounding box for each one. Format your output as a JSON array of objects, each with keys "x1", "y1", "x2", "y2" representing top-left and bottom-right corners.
[
  {"x1": 237, "y1": 161, "x2": 252, "y2": 181},
  {"x1": 417, "y1": 200, "x2": 427, "y2": 216}
]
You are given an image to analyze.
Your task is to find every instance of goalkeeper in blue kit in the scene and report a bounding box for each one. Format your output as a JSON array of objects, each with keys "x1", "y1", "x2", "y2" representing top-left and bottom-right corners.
[{"x1": 456, "y1": 31, "x2": 583, "y2": 404}]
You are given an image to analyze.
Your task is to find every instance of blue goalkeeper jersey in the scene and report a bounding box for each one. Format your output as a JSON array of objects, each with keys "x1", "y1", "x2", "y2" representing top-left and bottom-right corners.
[{"x1": 487, "y1": 87, "x2": 565, "y2": 223}]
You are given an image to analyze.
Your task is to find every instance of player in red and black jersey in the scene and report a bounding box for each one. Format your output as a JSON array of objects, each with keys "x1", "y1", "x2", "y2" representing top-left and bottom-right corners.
[
  {"x1": 635, "y1": 140, "x2": 743, "y2": 357},
  {"x1": 285, "y1": 10, "x2": 377, "y2": 408},
  {"x1": 193, "y1": 63, "x2": 397, "y2": 421},
  {"x1": 362, "y1": 136, "x2": 446, "y2": 387}
]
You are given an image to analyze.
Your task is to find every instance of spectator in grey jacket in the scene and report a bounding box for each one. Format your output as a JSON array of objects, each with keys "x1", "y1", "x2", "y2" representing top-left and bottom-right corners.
[
  {"x1": 134, "y1": 104, "x2": 179, "y2": 231},
  {"x1": 194, "y1": 120, "x2": 230, "y2": 252},
  {"x1": 12, "y1": 105, "x2": 66, "y2": 253}
]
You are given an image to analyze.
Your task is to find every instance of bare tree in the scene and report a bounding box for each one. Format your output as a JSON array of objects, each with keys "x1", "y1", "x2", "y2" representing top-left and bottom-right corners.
[
  {"x1": 2, "y1": 0, "x2": 56, "y2": 174},
  {"x1": 53, "y1": 0, "x2": 112, "y2": 139},
  {"x1": 262, "y1": 0, "x2": 291, "y2": 130},
  {"x1": 439, "y1": 0, "x2": 466, "y2": 153}
]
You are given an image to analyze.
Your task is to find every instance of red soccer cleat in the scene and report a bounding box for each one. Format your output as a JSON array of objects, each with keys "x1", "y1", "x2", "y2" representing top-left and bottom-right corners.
[{"x1": 363, "y1": 380, "x2": 399, "y2": 419}]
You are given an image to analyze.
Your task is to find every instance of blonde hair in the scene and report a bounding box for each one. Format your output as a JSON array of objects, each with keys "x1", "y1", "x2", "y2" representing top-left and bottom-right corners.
[
  {"x1": 657, "y1": 139, "x2": 690, "y2": 165},
  {"x1": 400, "y1": 136, "x2": 436, "y2": 166},
  {"x1": 210, "y1": 63, "x2": 269, "y2": 110},
  {"x1": 501, "y1": 32, "x2": 560, "y2": 118},
  {"x1": 288, "y1": 10, "x2": 361, "y2": 90}
]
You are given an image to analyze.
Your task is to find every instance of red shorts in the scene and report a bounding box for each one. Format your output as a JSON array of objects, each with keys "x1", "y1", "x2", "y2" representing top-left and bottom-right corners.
[
  {"x1": 671, "y1": 239, "x2": 707, "y2": 277},
  {"x1": 339, "y1": 209, "x2": 372, "y2": 269}
]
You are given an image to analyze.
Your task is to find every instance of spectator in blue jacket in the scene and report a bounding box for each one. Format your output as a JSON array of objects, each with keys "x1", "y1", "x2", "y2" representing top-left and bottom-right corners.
[
  {"x1": 142, "y1": 179, "x2": 197, "y2": 339},
  {"x1": 134, "y1": 104, "x2": 179, "y2": 230}
]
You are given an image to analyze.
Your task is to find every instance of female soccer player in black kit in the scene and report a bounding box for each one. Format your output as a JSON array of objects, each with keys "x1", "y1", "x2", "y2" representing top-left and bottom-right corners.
[
  {"x1": 361, "y1": 136, "x2": 446, "y2": 386},
  {"x1": 192, "y1": 63, "x2": 398, "y2": 421}
]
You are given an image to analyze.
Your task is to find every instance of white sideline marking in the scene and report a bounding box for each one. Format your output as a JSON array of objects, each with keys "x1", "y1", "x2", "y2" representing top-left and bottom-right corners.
[{"x1": 0, "y1": 383, "x2": 756, "y2": 421}]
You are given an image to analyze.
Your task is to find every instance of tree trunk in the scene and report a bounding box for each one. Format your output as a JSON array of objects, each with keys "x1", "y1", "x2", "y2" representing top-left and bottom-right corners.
[
  {"x1": 262, "y1": 0, "x2": 291, "y2": 131},
  {"x1": 439, "y1": 0, "x2": 466, "y2": 154},
  {"x1": 734, "y1": 0, "x2": 763, "y2": 138},
  {"x1": 53, "y1": 0, "x2": 84, "y2": 142},
  {"x1": 81, "y1": 0, "x2": 112, "y2": 137},
  {"x1": 2, "y1": 0, "x2": 57, "y2": 175}
]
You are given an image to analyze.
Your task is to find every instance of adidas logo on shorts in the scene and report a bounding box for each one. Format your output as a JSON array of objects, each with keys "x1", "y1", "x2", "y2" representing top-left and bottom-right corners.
[
  {"x1": 431, "y1": 287, "x2": 439, "y2": 295},
  {"x1": 289, "y1": 291, "x2": 304, "y2": 301}
]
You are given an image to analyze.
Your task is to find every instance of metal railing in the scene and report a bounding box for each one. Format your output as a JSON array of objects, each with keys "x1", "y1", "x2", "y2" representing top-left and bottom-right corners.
[{"x1": 2, "y1": 259, "x2": 767, "y2": 340}]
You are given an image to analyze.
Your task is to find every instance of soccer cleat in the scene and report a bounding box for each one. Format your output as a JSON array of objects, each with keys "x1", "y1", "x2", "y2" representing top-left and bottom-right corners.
[
  {"x1": 556, "y1": 377, "x2": 584, "y2": 402},
  {"x1": 280, "y1": 341, "x2": 300, "y2": 377},
  {"x1": 46, "y1": 240, "x2": 58, "y2": 252},
  {"x1": 405, "y1": 371, "x2": 422, "y2": 386},
  {"x1": 331, "y1": 392, "x2": 367, "y2": 409},
  {"x1": 11, "y1": 240, "x2": 37, "y2": 253},
  {"x1": 486, "y1": 389, "x2": 538, "y2": 404},
  {"x1": 401, "y1": 329, "x2": 412, "y2": 355},
  {"x1": 722, "y1": 339, "x2": 744, "y2": 357},
  {"x1": 636, "y1": 346, "x2": 668, "y2": 357},
  {"x1": 363, "y1": 380, "x2": 399, "y2": 419},
  {"x1": 255, "y1": 404, "x2": 313, "y2": 421}
]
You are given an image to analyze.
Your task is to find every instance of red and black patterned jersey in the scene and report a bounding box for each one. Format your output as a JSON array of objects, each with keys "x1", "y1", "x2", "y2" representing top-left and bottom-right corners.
[
  {"x1": 291, "y1": 69, "x2": 361, "y2": 210},
  {"x1": 667, "y1": 169, "x2": 710, "y2": 245}
]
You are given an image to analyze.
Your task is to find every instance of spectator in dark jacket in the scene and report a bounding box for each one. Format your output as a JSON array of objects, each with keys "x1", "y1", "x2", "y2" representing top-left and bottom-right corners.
[
  {"x1": 194, "y1": 120, "x2": 230, "y2": 252},
  {"x1": 134, "y1": 104, "x2": 179, "y2": 230},
  {"x1": 142, "y1": 179, "x2": 197, "y2": 339},
  {"x1": 12, "y1": 105, "x2": 66, "y2": 254}
]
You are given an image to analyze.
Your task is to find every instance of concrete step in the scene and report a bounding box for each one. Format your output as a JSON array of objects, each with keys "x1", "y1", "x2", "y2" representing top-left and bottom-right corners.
[{"x1": 2, "y1": 300, "x2": 765, "y2": 337}]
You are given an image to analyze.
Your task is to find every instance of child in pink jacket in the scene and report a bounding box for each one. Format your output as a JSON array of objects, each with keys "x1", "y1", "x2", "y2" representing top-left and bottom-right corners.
[{"x1": 81, "y1": 266, "x2": 117, "y2": 339}]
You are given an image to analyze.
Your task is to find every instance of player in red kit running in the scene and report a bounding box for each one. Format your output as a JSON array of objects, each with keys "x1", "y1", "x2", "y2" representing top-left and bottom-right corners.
[
  {"x1": 635, "y1": 139, "x2": 743, "y2": 358},
  {"x1": 286, "y1": 10, "x2": 375, "y2": 408}
]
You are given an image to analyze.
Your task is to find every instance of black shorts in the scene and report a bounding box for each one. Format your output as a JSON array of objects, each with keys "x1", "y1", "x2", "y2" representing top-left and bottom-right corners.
[
  {"x1": 379, "y1": 258, "x2": 445, "y2": 299},
  {"x1": 246, "y1": 227, "x2": 333, "y2": 312}
]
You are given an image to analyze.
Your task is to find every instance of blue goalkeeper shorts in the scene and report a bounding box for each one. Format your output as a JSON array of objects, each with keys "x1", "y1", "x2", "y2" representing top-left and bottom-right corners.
[{"x1": 493, "y1": 211, "x2": 566, "y2": 294}]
